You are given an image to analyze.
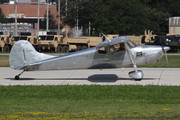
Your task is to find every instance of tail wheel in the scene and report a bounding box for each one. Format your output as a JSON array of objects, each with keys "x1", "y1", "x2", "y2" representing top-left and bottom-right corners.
[
  {"x1": 63, "y1": 46, "x2": 69, "y2": 53},
  {"x1": 57, "y1": 45, "x2": 63, "y2": 52},
  {"x1": 3, "y1": 45, "x2": 10, "y2": 52},
  {"x1": 81, "y1": 45, "x2": 88, "y2": 50},
  {"x1": 77, "y1": 45, "x2": 82, "y2": 51}
]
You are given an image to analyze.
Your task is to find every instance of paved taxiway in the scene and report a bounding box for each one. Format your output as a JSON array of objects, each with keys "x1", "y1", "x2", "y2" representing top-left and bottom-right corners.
[{"x1": 0, "y1": 67, "x2": 180, "y2": 86}]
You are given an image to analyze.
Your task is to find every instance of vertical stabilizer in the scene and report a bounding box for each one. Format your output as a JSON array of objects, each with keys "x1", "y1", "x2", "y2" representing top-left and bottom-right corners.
[{"x1": 9, "y1": 40, "x2": 55, "y2": 70}]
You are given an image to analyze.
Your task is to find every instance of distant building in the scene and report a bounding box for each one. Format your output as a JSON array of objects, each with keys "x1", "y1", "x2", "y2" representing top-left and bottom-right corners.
[
  {"x1": 9, "y1": 0, "x2": 46, "y2": 4},
  {"x1": 0, "y1": 4, "x2": 58, "y2": 30},
  {"x1": 169, "y1": 17, "x2": 180, "y2": 34}
]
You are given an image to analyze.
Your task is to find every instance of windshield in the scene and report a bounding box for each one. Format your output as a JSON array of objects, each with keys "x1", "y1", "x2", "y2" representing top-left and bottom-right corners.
[
  {"x1": 127, "y1": 40, "x2": 138, "y2": 48},
  {"x1": 12, "y1": 37, "x2": 20, "y2": 41},
  {"x1": 20, "y1": 37, "x2": 27, "y2": 40},
  {"x1": 46, "y1": 36, "x2": 54, "y2": 40},
  {"x1": 38, "y1": 36, "x2": 46, "y2": 41}
]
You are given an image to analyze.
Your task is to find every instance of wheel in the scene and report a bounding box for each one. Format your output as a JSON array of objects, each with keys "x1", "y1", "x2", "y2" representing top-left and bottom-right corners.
[
  {"x1": 3, "y1": 45, "x2": 10, "y2": 52},
  {"x1": 77, "y1": 45, "x2": 82, "y2": 51},
  {"x1": 15, "y1": 76, "x2": 19, "y2": 80},
  {"x1": 63, "y1": 46, "x2": 69, "y2": 53},
  {"x1": 81, "y1": 45, "x2": 88, "y2": 50},
  {"x1": 57, "y1": 45, "x2": 63, "y2": 52}
]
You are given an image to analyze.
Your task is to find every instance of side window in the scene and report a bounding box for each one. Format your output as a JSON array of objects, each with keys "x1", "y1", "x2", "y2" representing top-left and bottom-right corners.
[
  {"x1": 1, "y1": 37, "x2": 4, "y2": 41},
  {"x1": 28, "y1": 38, "x2": 30, "y2": 41},
  {"x1": 109, "y1": 43, "x2": 125, "y2": 53},
  {"x1": 55, "y1": 37, "x2": 58, "y2": 41}
]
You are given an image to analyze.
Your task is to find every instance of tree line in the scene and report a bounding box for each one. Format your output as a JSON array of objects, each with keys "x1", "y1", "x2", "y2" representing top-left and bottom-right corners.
[{"x1": 0, "y1": 0, "x2": 180, "y2": 35}]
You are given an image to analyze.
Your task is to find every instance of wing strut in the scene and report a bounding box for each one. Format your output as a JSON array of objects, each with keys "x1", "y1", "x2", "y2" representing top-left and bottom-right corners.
[
  {"x1": 124, "y1": 43, "x2": 137, "y2": 72},
  {"x1": 124, "y1": 43, "x2": 143, "y2": 80}
]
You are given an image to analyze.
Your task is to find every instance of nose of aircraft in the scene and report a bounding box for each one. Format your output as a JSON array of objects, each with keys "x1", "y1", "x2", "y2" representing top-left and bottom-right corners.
[{"x1": 163, "y1": 46, "x2": 170, "y2": 52}]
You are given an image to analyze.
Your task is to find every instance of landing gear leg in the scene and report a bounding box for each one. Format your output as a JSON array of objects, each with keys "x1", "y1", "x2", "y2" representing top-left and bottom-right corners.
[{"x1": 15, "y1": 69, "x2": 25, "y2": 80}]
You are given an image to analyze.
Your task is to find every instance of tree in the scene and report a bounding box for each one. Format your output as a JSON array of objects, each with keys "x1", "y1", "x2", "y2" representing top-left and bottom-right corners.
[
  {"x1": 91, "y1": 0, "x2": 148, "y2": 35},
  {"x1": 61, "y1": 0, "x2": 103, "y2": 28},
  {"x1": 145, "y1": 7, "x2": 170, "y2": 33},
  {"x1": 41, "y1": 10, "x2": 57, "y2": 29},
  {"x1": 0, "y1": 8, "x2": 8, "y2": 23}
]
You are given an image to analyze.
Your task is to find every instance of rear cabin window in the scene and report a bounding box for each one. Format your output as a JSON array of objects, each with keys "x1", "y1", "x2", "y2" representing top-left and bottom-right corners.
[
  {"x1": 98, "y1": 47, "x2": 107, "y2": 54},
  {"x1": 47, "y1": 36, "x2": 54, "y2": 40}
]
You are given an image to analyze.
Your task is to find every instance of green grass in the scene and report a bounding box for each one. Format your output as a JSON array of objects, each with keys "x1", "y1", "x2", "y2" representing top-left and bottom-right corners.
[
  {"x1": 0, "y1": 55, "x2": 9, "y2": 67},
  {"x1": 140, "y1": 55, "x2": 180, "y2": 68},
  {"x1": 1, "y1": 85, "x2": 180, "y2": 119}
]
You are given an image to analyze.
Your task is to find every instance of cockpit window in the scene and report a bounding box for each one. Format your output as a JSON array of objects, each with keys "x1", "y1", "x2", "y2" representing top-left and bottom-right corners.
[{"x1": 127, "y1": 40, "x2": 138, "y2": 48}]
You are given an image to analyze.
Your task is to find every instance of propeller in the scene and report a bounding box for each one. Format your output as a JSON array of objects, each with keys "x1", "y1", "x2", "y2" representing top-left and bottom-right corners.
[{"x1": 162, "y1": 46, "x2": 170, "y2": 65}]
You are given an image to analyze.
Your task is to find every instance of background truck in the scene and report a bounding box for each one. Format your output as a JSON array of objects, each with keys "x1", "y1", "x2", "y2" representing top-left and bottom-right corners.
[
  {"x1": 37, "y1": 32, "x2": 104, "y2": 52},
  {"x1": 141, "y1": 30, "x2": 180, "y2": 52},
  {"x1": 0, "y1": 31, "x2": 11, "y2": 52}
]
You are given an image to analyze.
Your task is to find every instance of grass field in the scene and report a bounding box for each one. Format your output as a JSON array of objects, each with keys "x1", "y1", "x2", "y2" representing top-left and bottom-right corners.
[
  {"x1": 1, "y1": 85, "x2": 180, "y2": 119},
  {"x1": 1, "y1": 55, "x2": 180, "y2": 68},
  {"x1": 0, "y1": 55, "x2": 9, "y2": 67}
]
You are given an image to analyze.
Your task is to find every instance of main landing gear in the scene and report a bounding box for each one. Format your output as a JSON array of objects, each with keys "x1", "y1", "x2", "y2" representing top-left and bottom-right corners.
[{"x1": 15, "y1": 69, "x2": 25, "y2": 80}]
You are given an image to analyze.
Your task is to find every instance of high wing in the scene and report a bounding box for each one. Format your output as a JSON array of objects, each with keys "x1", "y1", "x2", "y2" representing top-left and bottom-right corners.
[{"x1": 96, "y1": 36, "x2": 130, "y2": 48}]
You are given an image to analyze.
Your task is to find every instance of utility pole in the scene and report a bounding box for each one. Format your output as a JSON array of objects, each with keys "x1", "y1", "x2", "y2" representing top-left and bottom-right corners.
[
  {"x1": 89, "y1": 21, "x2": 91, "y2": 36},
  {"x1": 15, "y1": 0, "x2": 17, "y2": 35},
  {"x1": 58, "y1": 0, "x2": 60, "y2": 35},
  {"x1": 37, "y1": 0, "x2": 40, "y2": 36},
  {"x1": 46, "y1": 0, "x2": 49, "y2": 32},
  {"x1": 66, "y1": 0, "x2": 67, "y2": 37}
]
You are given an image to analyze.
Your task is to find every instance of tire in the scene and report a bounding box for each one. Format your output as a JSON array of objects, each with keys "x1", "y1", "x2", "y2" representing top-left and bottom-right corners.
[
  {"x1": 3, "y1": 45, "x2": 10, "y2": 52},
  {"x1": 81, "y1": 45, "x2": 88, "y2": 50},
  {"x1": 15, "y1": 75, "x2": 19, "y2": 80},
  {"x1": 63, "y1": 46, "x2": 69, "y2": 53},
  {"x1": 57, "y1": 45, "x2": 63, "y2": 52},
  {"x1": 77, "y1": 45, "x2": 82, "y2": 51}
]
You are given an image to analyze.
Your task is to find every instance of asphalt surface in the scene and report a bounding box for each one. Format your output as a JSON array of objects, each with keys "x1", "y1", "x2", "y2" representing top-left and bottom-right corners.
[{"x1": 0, "y1": 67, "x2": 180, "y2": 86}]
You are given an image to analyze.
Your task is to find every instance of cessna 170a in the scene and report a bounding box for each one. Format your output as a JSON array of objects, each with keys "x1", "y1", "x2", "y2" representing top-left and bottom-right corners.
[{"x1": 9, "y1": 36, "x2": 170, "y2": 80}]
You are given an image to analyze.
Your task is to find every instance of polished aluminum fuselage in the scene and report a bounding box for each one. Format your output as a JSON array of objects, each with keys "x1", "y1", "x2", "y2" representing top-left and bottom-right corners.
[{"x1": 26, "y1": 45, "x2": 163, "y2": 71}]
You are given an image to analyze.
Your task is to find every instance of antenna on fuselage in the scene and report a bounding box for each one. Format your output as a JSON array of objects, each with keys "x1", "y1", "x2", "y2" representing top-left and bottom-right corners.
[{"x1": 101, "y1": 33, "x2": 111, "y2": 41}]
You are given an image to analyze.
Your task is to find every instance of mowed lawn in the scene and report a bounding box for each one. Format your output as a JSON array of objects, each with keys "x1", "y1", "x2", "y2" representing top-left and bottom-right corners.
[{"x1": 1, "y1": 85, "x2": 180, "y2": 119}]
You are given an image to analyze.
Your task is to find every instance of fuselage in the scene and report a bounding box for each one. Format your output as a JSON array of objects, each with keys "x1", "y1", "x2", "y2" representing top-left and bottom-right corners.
[{"x1": 26, "y1": 44, "x2": 165, "y2": 71}]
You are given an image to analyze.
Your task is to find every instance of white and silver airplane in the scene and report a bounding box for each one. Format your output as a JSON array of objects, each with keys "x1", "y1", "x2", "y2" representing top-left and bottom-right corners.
[{"x1": 9, "y1": 36, "x2": 170, "y2": 80}]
